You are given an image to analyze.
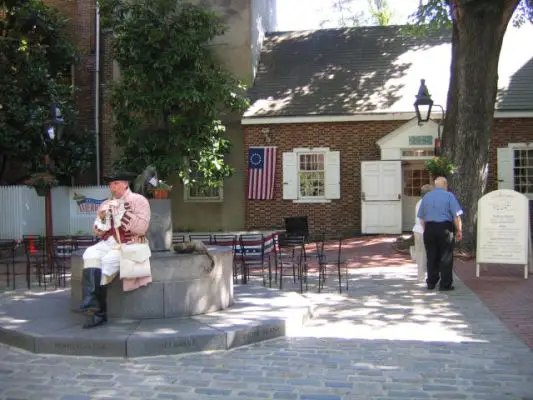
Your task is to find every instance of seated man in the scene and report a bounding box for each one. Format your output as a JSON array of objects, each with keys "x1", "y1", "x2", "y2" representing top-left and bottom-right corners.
[{"x1": 79, "y1": 171, "x2": 151, "y2": 329}]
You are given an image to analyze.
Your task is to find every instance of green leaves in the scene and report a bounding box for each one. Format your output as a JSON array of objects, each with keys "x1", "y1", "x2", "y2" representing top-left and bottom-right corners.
[
  {"x1": 102, "y1": 0, "x2": 250, "y2": 186},
  {"x1": 1, "y1": 0, "x2": 91, "y2": 183}
]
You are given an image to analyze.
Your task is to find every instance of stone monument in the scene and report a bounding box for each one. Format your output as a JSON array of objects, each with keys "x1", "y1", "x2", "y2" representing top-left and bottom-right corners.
[
  {"x1": 147, "y1": 199, "x2": 172, "y2": 252},
  {"x1": 70, "y1": 165, "x2": 235, "y2": 319},
  {"x1": 133, "y1": 165, "x2": 172, "y2": 252}
]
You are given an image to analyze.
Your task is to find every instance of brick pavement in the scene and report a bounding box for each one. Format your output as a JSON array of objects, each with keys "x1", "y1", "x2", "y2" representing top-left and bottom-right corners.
[
  {"x1": 1, "y1": 261, "x2": 533, "y2": 400},
  {"x1": 454, "y1": 257, "x2": 533, "y2": 349}
]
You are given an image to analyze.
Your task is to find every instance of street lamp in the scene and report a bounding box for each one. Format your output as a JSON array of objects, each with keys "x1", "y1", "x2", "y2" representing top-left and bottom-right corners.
[
  {"x1": 413, "y1": 79, "x2": 444, "y2": 156},
  {"x1": 413, "y1": 78, "x2": 434, "y2": 123},
  {"x1": 43, "y1": 103, "x2": 64, "y2": 240}
]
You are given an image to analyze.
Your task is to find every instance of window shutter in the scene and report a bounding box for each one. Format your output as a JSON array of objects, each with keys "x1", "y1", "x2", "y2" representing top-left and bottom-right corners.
[
  {"x1": 282, "y1": 152, "x2": 298, "y2": 200},
  {"x1": 325, "y1": 151, "x2": 341, "y2": 199},
  {"x1": 497, "y1": 147, "x2": 513, "y2": 190}
]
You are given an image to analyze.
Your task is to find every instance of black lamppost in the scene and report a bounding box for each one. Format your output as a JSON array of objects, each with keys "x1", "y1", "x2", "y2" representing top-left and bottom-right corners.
[
  {"x1": 413, "y1": 79, "x2": 445, "y2": 156},
  {"x1": 43, "y1": 104, "x2": 65, "y2": 240}
]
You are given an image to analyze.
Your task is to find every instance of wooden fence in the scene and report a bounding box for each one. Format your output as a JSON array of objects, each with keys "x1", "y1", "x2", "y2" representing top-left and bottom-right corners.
[{"x1": 0, "y1": 185, "x2": 108, "y2": 239}]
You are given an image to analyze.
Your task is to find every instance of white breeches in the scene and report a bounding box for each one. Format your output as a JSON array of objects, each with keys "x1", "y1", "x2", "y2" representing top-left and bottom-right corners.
[
  {"x1": 414, "y1": 232, "x2": 427, "y2": 282},
  {"x1": 82, "y1": 237, "x2": 121, "y2": 285}
]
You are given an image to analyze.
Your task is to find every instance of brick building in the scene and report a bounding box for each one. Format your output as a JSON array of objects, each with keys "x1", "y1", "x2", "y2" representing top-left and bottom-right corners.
[
  {"x1": 242, "y1": 25, "x2": 533, "y2": 235},
  {"x1": 40, "y1": 0, "x2": 277, "y2": 232}
]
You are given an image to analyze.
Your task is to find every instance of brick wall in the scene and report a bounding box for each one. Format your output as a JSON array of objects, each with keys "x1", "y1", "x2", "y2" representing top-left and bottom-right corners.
[
  {"x1": 244, "y1": 118, "x2": 533, "y2": 234},
  {"x1": 43, "y1": 0, "x2": 98, "y2": 183},
  {"x1": 243, "y1": 121, "x2": 404, "y2": 234}
]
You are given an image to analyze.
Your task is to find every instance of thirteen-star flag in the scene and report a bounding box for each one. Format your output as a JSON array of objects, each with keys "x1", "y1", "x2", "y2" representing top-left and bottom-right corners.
[{"x1": 248, "y1": 146, "x2": 277, "y2": 200}]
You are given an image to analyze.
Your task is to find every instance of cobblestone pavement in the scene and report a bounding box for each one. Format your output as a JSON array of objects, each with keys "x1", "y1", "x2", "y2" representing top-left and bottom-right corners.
[{"x1": 1, "y1": 265, "x2": 533, "y2": 400}]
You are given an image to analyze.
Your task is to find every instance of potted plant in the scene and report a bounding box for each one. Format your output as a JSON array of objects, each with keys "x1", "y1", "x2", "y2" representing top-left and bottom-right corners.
[
  {"x1": 150, "y1": 180, "x2": 173, "y2": 199},
  {"x1": 425, "y1": 156, "x2": 457, "y2": 179},
  {"x1": 24, "y1": 172, "x2": 59, "y2": 196}
]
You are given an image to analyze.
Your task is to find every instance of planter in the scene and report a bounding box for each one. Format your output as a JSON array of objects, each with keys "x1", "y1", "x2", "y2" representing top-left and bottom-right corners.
[
  {"x1": 152, "y1": 189, "x2": 170, "y2": 199},
  {"x1": 34, "y1": 186, "x2": 51, "y2": 197}
]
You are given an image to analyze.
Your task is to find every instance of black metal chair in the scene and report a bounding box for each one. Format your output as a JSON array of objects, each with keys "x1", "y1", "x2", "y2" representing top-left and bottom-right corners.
[
  {"x1": 172, "y1": 233, "x2": 186, "y2": 245},
  {"x1": 284, "y1": 216, "x2": 309, "y2": 238},
  {"x1": 0, "y1": 239, "x2": 17, "y2": 289},
  {"x1": 276, "y1": 234, "x2": 307, "y2": 292},
  {"x1": 316, "y1": 234, "x2": 348, "y2": 293},
  {"x1": 72, "y1": 235, "x2": 98, "y2": 251},
  {"x1": 213, "y1": 234, "x2": 239, "y2": 283},
  {"x1": 22, "y1": 235, "x2": 47, "y2": 288},
  {"x1": 49, "y1": 236, "x2": 75, "y2": 288},
  {"x1": 189, "y1": 234, "x2": 212, "y2": 244},
  {"x1": 239, "y1": 234, "x2": 271, "y2": 286}
]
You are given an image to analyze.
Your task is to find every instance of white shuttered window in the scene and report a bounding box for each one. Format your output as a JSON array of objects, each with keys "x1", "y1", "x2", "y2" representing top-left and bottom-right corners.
[
  {"x1": 282, "y1": 148, "x2": 340, "y2": 202},
  {"x1": 497, "y1": 144, "x2": 533, "y2": 199}
]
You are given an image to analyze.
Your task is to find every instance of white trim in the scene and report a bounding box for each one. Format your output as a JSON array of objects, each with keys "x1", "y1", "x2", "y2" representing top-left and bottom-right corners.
[
  {"x1": 376, "y1": 119, "x2": 439, "y2": 146},
  {"x1": 183, "y1": 184, "x2": 224, "y2": 203},
  {"x1": 293, "y1": 147, "x2": 329, "y2": 152},
  {"x1": 241, "y1": 111, "x2": 533, "y2": 125},
  {"x1": 508, "y1": 142, "x2": 533, "y2": 149},
  {"x1": 292, "y1": 199, "x2": 332, "y2": 204}
]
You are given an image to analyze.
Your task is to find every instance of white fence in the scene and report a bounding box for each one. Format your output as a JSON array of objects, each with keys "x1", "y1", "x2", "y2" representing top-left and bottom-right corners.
[{"x1": 0, "y1": 185, "x2": 108, "y2": 239}]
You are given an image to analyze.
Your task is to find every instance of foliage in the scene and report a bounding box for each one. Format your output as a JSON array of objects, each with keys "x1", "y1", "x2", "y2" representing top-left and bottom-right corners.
[
  {"x1": 320, "y1": 0, "x2": 393, "y2": 27},
  {"x1": 406, "y1": 0, "x2": 532, "y2": 32},
  {"x1": 425, "y1": 156, "x2": 456, "y2": 177},
  {"x1": 0, "y1": 0, "x2": 94, "y2": 184},
  {"x1": 99, "y1": 0, "x2": 250, "y2": 187},
  {"x1": 368, "y1": 0, "x2": 392, "y2": 26},
  {"x1": 24, "y1": 171, "x2": 59, "y2": 189},
  {"x1": 150, "y1": 180, "x2": 173, "y2": 192}
]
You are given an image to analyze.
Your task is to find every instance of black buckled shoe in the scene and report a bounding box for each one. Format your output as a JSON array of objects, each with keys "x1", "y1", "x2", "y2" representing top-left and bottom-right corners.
[{"x1": 82, "y1": 311, "x2": 107, "y2": 329}]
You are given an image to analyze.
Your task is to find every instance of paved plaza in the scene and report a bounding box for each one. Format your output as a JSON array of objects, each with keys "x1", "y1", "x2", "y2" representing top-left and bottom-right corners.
[{"x1": 1, "y1": 260, "x2": 533, "y2": 400}]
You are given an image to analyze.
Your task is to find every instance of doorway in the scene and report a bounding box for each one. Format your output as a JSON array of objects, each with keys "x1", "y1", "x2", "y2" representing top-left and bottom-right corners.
[{"x1": 402, "y1": 162, "x2": 432, "y2": 231}]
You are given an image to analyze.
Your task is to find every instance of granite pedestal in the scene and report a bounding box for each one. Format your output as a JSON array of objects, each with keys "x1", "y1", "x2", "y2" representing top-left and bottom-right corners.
[
  {"x1": 0, "y1": 285, "x2": 313, "y2": 357},
  {"x1": 146, "y1": 199, "x2": 172, "y2": 251},
  {"x1": 70, "y1": 246, "x2": 234, "y2": 319}
]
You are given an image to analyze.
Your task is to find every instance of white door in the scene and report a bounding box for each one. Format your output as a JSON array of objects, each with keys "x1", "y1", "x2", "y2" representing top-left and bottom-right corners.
[
  {"x1": 361, "y1": 161, "x2": 402, "y2": 234},
  {"x1": 402, "y1": 163, "x2": 432, "y2": 231}
]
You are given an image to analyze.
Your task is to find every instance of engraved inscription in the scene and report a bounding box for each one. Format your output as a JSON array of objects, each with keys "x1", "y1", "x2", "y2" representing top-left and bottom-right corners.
[
  {"x1": 159, "y1": 337, "x2": 197, "y2": 349},
  {"x1": 53, "y1": 343, "x2": 107, "y2": 353},
  {"x1": 240, "y1": 325, "x2": 282, "y2": 342}
]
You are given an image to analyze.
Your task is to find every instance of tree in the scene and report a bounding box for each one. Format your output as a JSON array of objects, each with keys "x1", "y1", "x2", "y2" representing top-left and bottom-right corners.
[
  {"x1": 0, "y1": 0, "x2": 94, "y2": 184},
  {"x1": 99, "y1": 0, "x2": 250, "y2": 187},
  {"x1": 410, "y1": 0, "x2": 533, "y2": 249},
  {"x1": 320, "y1": 0, "x2": 393, "y2": 27},
  {"x1": 368, "y1": 0, "x2": 392, "y2": 26}
]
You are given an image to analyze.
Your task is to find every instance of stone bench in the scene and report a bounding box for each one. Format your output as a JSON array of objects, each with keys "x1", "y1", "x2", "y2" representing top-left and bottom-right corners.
[{"x1": 70, "y1": 246, "x2": 234, "y2": 319}]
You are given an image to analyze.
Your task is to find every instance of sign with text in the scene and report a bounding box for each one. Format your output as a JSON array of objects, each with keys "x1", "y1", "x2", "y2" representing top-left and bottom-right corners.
[
  {"x1": 476, "y1": 189, "x2": 531, "y2": 279},
  {"x1": 408, "y1": 135, "x2": 433, "y2": 146}
]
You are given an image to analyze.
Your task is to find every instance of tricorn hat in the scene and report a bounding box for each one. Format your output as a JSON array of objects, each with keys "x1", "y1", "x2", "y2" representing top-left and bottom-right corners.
[{"x1": 103, "y1": 171, "x2": 137, "y2": 183}]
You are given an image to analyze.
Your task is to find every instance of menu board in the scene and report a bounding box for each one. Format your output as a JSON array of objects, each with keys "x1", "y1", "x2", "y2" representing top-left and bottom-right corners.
[{"x1": 476, "y1": 189, "x2": 529, "y2": 265}]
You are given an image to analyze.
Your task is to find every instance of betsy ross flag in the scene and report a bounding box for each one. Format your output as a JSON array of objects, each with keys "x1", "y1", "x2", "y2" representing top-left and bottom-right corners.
[{"x1": 248, "y1": 146, "x2": 277, "y2": 200}]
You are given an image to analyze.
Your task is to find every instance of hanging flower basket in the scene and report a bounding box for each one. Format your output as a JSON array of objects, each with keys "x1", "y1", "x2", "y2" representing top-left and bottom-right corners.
[
  {"x1": 24, "y1": 172, "x2": 59, "y2": 197},
  {"x1": 34, "y1": 185, "x2": 51, "y2": 196},
  {"x1": 425, "y1": 156, "x2": 457, "y2": 179}
]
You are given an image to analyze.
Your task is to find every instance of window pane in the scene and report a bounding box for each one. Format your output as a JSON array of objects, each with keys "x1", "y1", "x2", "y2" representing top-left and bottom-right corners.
[{"x1": 513, "y1": 149, "x2": 533, "y2": 193}]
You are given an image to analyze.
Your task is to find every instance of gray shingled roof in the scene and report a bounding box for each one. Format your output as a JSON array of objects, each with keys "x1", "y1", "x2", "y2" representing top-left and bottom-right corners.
[{"x1": 243, "y1": 25, "x2": 533, "y2": 119}]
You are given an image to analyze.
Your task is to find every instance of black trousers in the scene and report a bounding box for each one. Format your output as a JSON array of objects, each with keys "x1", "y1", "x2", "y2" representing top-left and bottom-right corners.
[{"x1": 423, "y1": 221, "x2": 455, "y2": 288}]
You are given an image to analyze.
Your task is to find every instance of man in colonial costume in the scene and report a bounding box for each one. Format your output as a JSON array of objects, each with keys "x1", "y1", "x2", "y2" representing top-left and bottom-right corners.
[{"x1": 79, "y1": 171, "x2": 152, "y2": 329}]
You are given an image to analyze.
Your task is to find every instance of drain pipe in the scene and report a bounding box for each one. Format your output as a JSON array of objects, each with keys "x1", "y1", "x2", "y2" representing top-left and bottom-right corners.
[{"x1": 95, "y1": 2, "x2": 101, "y2": 186}]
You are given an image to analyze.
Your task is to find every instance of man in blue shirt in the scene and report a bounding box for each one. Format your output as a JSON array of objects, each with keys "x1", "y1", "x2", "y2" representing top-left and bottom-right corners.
[{"x1": 417, "y1": 176, "x2": 463, "y2": 291}]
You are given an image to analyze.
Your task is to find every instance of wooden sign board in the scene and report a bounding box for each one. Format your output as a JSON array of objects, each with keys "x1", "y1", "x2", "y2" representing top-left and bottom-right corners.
[{"x1": 476, "y1": 189, "x2": 531, "y2": 279}]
